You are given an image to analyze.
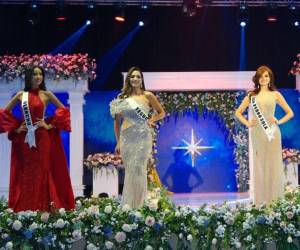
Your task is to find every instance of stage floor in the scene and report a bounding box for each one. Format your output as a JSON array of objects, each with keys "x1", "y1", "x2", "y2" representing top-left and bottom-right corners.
[{"x1": 169, "y1": 192, "x2": 250, "y2": 207}]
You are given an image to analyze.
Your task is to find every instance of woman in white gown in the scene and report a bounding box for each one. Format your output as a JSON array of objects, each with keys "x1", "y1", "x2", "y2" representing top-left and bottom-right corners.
[
  {"x1": 235, "y1": 65, "x2": 294, "y2": 204},
  {"x1": 110, "y1": 67, "x2": 165, "y2": 208}
]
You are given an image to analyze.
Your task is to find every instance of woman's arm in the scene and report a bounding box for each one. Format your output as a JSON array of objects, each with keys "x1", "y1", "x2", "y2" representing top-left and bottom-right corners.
[
  {"x1": 145, "y1": 91, "x2": 166, "y2": 125},
  {"x1": 114, "y1": 114, "x2": 122, "y2": 153},
  {"x1": 275, "y1": 91, "x2": 294, "y2": 125},
  {"x1": 2, "y1": 91, "x2": 26, "y2": 133},
  {"x1": 4, "y1": 91, "x2": 22, "y2": 111},
  {"x1": 235, "y1": 95, "x2": 257, "y2": 128}
]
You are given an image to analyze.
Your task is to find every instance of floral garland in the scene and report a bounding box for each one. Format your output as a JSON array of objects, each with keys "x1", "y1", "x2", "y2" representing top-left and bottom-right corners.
[
  {"x1": 290, "y1": 53, "x2": 300, "y2": 75},
  {"x1": 155, "y1": 91, "x2": 249, "y2": 191},
  {"x1": 84, "y1": 153, "x2": 123, "y2": 172},
  {"x1": 0, "y1": 188, "x2": 300, "y2": 249},
  {"x1": 0, "y1": 54, "x2": 97, "y2": 82}
]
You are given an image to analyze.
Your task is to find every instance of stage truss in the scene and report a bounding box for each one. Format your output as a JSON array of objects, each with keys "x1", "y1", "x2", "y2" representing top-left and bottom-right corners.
[{"x1": 1, "y1": 1, "x2": 300, "y2": 7}]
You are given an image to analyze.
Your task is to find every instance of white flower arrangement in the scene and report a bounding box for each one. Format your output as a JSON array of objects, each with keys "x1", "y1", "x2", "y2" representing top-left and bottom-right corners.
[{"x1": 1, "y1": 187, "x2": 300, "y2": 249}]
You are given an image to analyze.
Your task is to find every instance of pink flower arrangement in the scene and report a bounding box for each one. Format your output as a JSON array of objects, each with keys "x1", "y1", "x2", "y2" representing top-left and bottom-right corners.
[
  {"x1": 282, "y1": 148, "x2": 300, "y2": 164},
  {"x1": 84, "y1": 152, "x2": 123, "y2": 170},
  {"x1": 290, "y1": 53, "x2": 300, "y2": 75},
  {"x1": 0, "y1": 53, "x2": 97, "y2": 82}
]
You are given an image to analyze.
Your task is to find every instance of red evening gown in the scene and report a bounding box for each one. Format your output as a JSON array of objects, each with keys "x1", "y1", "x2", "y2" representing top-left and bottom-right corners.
[{"x1": 0, "y1": 89, "x2": 75, "y2": 212}]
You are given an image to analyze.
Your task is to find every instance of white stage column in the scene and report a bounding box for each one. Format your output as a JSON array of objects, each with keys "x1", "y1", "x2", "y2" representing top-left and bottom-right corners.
[
  {"x1": 68, "y1": 91, "x2": 86, "y2": 197},
  {"x1": 0, "y1": 93, "x2": 13, "y2": 198}
]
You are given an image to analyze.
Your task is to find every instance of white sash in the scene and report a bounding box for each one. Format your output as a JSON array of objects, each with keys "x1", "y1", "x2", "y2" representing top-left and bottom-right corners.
[
  {"x1": 126, "y1": 98, "x2": 149, "y2": 121},
  {"x1": 22, "y1": 92, "x2": 38, "y2": 148},
  {"x1": 251, "y1": 96, "x2": 276, "y2": 142}
]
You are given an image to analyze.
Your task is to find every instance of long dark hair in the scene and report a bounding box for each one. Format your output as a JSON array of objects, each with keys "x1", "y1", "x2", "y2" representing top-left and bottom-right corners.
[
  {"x1": 24, "y1": 66, "x2": 47, "y2": 91},
  {"x1": 249, "y1": 65, "x2": 276, "y2": 97},
  {"x1": 119, "y1": 66, "x2": 146, "y2": 99}
]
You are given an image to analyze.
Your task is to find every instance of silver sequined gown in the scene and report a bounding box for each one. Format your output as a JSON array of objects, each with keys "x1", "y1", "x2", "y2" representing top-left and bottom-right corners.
[{"x1": 110, "y1": 97, "x2": 152, "y2": 208}]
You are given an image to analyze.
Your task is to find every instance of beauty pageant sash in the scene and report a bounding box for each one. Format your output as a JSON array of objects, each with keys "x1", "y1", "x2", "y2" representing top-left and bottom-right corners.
[
  {"x1": 251, "y1": 96, "x2": 276, "y2": 142},
  {"x1": 22, "y1": 92, "x2": 38, "y2": 148},
  {"x1": 126, "y1": 98, "x2": 149, "y2": 121}
]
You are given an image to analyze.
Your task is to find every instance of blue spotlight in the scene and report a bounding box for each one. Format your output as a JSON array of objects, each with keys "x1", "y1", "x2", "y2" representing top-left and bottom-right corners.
[
  {"x1": 238, "y1": 3, "x2": 248, "y2": 28},
  {"x1": 288, "y1": 3, "x2": 296, "y2": 10},
  {"x1": 138, "y1": 21, "x2": 144, "y2": 27},
  {"x1": 240, "y1": 21, "x2": 246, "y2": 27},
  {"x1": 86, "y1": 20, "x2": 92, "y2": 25},
  {"x1": 294, "y1": 21, "x2": 299, "y2": 27},
  {"x1": 97, "y1": 25, "x2": 141, "y2": 85},
  {"x1": 50, "y1": 23, "x2": 90, "y2": 55}
]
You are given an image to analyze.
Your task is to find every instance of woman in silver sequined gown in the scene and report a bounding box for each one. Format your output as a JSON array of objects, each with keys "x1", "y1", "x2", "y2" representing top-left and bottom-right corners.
[{"x1": 110, "y1": 67, "x2": 165, "y2": 208}]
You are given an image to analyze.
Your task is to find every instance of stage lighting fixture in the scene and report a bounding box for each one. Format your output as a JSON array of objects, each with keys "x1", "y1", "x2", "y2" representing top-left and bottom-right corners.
[
  {"x1": 55, "y1": 1, "x2": 67, "y2": 22},
  {"x1": 140, "y1": 0, "x2": 150, "y2": 10},
  {"x1": 86, "y1": 20, "x2": 92, "y2": 25},
  {"x1": 114, "y1": 4, "x2": 126, "y2": 23},
  {"x1": 140, "y1": 1, "x2": 149, "y2": 10},
  {"x1": 288, "y1": 3, "x2": 296, "y2": 10},
  {"x1": 87, "y1": 3, "x2": 95, "y2": 9},
  {"x1": 27, "y1": 1, "x2": 40, "y2": 25},
  {"x1": 267, "y1": 15, "x2": 277, "y2": 22},
  {"x1": 237, "y1": 3, "x2": 249, "y2": 27},
  {"x1": 289, "y1": 4, "x2": 299, "y2": 27},
  {"x1": 56, "y1": 13, "x2": 67, "y2": 22},
  {"x1": 266, "y1": 3, "x2": 278, "y2": 22},
  {"x1": 240, "y1": 4, "x2": 246, "y2": 10},
  {"x1": 182, "y1": 0, "x2": 197, "y2": 17},
  {"x1": 29, "y1": 0, "x2": 38, "y2": 9},
  {"x1": 115, "y1": 15, "x2": 125, "y2": 22},
  {"x1": 85, "y1": 1, "x2": 98, "y2": 25},
  {"x1": 138, "y1": 1, "x2": 150, "y2": 27}
]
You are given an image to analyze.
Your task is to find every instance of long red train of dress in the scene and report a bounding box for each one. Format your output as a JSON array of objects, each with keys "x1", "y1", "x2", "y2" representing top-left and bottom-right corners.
[{"x1": 0, "y1": 89, "x2": 75, "y2": 212}]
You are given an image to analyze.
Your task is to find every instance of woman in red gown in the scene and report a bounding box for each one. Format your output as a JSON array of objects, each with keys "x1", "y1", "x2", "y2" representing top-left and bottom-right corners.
[{"x1": 0, "y1": 66, "x2": 75, "y2": 212}]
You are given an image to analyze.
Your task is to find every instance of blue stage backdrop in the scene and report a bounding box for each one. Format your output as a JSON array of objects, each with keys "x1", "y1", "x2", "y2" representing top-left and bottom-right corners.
[
  {"x1": 84, "y1": 89, "x2": 300, "y2": 193},
  {"x1": 11, "y1": 93, "x2": 70, "y2": 166},
  {"x1": 84, "y1": 90, "x2": 119, "y2": 156},
  {"x1": 277, "y1": 89, "x2": 300, "y2": 150},
  {"x1": 157, "y1": 110, "x2": 237, "y2": 193}
]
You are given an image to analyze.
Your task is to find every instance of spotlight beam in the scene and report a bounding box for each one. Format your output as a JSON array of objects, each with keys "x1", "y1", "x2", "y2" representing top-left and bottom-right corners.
[
  {"x1": 50, "y1": 23, "x2": 90, "y2": 55},
  {"x1": 96, "y1": 25, "x2": 142, "y2": 85}
]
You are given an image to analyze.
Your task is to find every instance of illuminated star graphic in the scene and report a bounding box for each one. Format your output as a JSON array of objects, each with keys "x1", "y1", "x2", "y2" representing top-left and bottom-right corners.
[{"x1": 172, "y1": 129, "x2": 214, "y2": 167}]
